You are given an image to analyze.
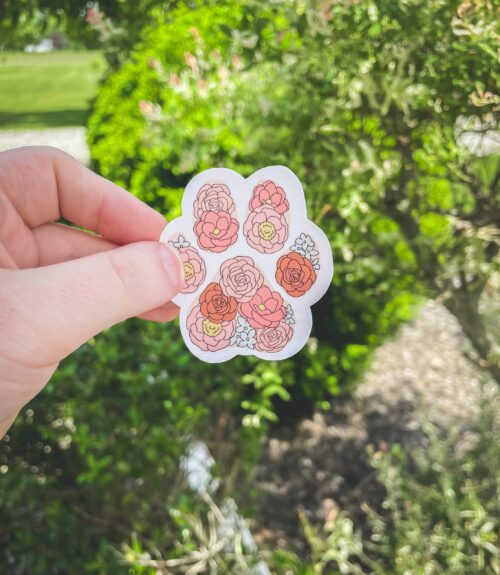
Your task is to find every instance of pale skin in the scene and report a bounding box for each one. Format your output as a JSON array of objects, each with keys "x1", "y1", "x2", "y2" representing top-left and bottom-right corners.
[{"x1": 0, "y1": 147, "x2": 184, "y2": 438}]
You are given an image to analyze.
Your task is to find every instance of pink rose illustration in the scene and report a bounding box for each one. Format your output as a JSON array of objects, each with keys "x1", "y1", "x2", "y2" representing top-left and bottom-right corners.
[
  {"x1": 219, "y1": 256, "x2": 264, "y2": 303},
  {"x1": 187, "y1": 304, "x2": 235, "y2": 352},
  {"x1": 194, "y1": 183, "x2": 235, "y2": 218},
  {"x1": 250, "y1": 180, "x2": 289, "y2": 214},
  {"x1": 255, "y1": 321, "x2": 293, "y2": 353},
  {"x1": 195, "y1": 210, "x2": 239, "y2": 252},
  {"x1": 240, "y1": 285, "x2": 285, "y2": 329},
  {"x1": 179, "y1": 246, "x2": 206, "y2": 294},
  {"x1": 243, "y1": 205, "x2": 288, "y2": 254}
]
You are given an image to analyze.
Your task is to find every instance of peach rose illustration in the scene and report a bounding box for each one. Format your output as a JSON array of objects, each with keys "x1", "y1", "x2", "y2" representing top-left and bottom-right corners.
[
  {"x1": 276, "y1": 252, "x2": 317, "y2": 297},
  {"x1": 220, "y1": 256, "x2": 264, "y2": 303},
  {"x1": 255, "y1": 321, "x2": 293, "y2": 353},
  {"x1": 240, "y1": 285, "x2": 285, "y2": 329},
  {"x1": 195, "y1": 211, "x2": 239, "y2": 252},
  {"x1": 179, "y1": 246, "x2": 206, "y2": 294},
  {"x1": 250, "y1": 180, "x2": 289, "y2": 214},
  {"x1": 194, "y1": 182, "x2": 235, "y2": 218},
  {"x1": 243, "y1": 205, "x2": 288, "y2": 254},
  {"x1": 199, "y1": 282, "x2": 238, "y2": 323},
  {"x1": 187, "y1": 304, "x2": 235, "y2": 352}
]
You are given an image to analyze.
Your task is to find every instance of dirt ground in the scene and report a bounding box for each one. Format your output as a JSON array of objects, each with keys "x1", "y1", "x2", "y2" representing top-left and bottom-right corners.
[{"x1": 252, "y1": 300, "x2": 497, "y2": 551}]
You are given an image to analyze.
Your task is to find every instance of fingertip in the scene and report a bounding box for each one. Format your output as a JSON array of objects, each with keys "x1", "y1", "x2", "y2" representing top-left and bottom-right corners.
[{"x1": 158, "y1": 243, "x2": 185, "y2": 294}]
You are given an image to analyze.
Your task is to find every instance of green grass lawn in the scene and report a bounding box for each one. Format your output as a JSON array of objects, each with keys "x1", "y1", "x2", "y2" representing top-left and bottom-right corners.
[{"x1": 0, "y1": 51, "x2": 104, "y2": 130}]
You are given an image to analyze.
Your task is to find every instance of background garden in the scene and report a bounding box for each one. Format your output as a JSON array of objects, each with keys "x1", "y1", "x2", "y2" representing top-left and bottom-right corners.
[{"x1": 0, "y1": 1, "x2": 499, "y2": 573}]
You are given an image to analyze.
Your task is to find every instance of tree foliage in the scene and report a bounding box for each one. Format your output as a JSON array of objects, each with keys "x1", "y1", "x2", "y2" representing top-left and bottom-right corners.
[{"x1": 92, "y1": 0, "x2": 500, "y2": 378}]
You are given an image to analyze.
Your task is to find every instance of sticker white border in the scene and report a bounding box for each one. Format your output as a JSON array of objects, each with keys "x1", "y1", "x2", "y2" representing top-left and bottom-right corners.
[{"x1": 160, "y1": 166, "x2": 334, "y2": 363}]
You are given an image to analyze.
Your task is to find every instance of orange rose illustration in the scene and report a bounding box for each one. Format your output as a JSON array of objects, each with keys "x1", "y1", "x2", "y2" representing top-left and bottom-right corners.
[
  {"x1": 199, "y1": 282, "x2": 238, "y2": 324},
  {"x1": 275, "y1": 252, "x2": 317, "y2": 297}
]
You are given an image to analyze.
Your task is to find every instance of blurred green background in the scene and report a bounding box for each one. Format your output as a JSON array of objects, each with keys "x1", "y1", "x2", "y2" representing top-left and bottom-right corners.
[
  {"x1": 0, "y1": 1, "x2": 499, "y2": 573},
  {"x1": 0, "y1": 51, "x2": 104, "y2": 129}
]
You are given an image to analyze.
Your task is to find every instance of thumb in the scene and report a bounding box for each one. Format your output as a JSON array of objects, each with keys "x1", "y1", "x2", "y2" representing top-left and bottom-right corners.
[{"x1": 1, "y1": 241, "x2": 184, "y2": 367}]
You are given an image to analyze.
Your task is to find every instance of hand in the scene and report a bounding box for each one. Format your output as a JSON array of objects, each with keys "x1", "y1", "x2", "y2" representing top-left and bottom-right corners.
[{"x1": 0, "y1": 147, "x2": 184, "y2": 436}]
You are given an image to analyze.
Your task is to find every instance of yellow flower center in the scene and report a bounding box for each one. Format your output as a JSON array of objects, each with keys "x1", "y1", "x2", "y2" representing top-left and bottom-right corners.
[
  {"x1": 212, "y1": 228, "x2": 220, "y2": 236},
  {"x1": 202, "y1": 319, "x2": 222, "y2": 337},
  {"x1": 258, "y1": 221, "x2": 276, "y2": 240},
  {"x1": 258, "y1": 303, "x2": 266, "y2": 311},
  {"x1": 265, "y1": 199, "x2": 272, "y2": 204},
  {"x1": 183, "y1": 261, "x2": 194, "y2": 280}
]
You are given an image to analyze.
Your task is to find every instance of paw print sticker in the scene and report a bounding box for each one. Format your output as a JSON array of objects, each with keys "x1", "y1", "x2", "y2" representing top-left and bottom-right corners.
[{"x1": 160, "y1": 167, "x2": 334, "y2": 363}]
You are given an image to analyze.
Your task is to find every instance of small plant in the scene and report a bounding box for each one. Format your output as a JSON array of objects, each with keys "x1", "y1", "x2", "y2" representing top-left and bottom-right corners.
[{"x1": 121, "y1": 492, "x2": 266, "y2": 575}]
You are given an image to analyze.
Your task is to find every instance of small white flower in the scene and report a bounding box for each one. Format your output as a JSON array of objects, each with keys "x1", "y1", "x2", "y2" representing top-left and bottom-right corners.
[
  {"x1": 291, "y1": 233, "x2": 318, "y2": 260},
  {"x1": 230, "y1": 316, "x2": 257, "y2": 348},
  {"x1": 169, "y1": 234, "x2": 191, "y2": 249}
]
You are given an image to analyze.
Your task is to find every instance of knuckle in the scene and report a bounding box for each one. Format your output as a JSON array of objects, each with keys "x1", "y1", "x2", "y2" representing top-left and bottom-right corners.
[{"x1": 105, "y1": 249, "x2": 142, "y2": 300}]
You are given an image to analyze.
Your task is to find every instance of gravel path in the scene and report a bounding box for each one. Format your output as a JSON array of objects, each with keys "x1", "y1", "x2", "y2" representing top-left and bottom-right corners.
[
  {"x1": 359, "y1": 300, "x2": 492, "y2": 425},
  {"x1": 0, "y1": 127, "x2": 89, "y2": 165},
  {"x1": 253, "y1": 300, "x2": 497, "y2": 549}
]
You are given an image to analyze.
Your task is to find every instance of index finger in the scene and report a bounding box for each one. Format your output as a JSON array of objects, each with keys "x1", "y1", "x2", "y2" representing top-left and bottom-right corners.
[{"x1": 0, "y1": 146, "x2": 167, "y2": 244}]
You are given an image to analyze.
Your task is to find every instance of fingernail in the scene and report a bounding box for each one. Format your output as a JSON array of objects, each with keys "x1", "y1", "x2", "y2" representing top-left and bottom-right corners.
[{"x1": 158, "y1": 244, "x2": 184, "y2": 292}]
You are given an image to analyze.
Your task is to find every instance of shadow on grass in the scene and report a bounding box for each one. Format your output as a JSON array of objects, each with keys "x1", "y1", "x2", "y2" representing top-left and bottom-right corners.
[{"x1": 0, "y1": 109, "x2": 89, "y2": 130}]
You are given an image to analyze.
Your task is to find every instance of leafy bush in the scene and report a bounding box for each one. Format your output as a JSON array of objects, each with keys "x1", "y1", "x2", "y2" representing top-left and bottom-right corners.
[
  {"x1": 91, "y1": 0, "x2": 500, "y2": 381},
  {"x1": 0, "y1": 319, "x2": 266, "y2": 573},
  {"x1": 270, "y1": 396, "x2": 500, "y2": 575},
  {"x1": 88, "y1": 0, "x2": 417, "y2": 404}
]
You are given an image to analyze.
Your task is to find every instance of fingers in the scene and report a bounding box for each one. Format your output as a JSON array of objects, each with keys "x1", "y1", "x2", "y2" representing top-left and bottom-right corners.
[
  {"x1": 29, "y1": 224, "x2": 180, "y2": 321},
  {"x1": 32, "y1": 222, "x2": 118, "y2": 266},
  {"x1": 139, "y1": 301, "x2": 180, "y2": 322},
  {"x1": 0, "y1": 146, "x2": 167, "y2": 243},
  {"x1": 0, "y1": 242, "x2": 183, "y2": 367},
  {"x1": 0, "y1": 189, "x2": 36, "y2": 268},
  {"x1": 0, "y1": 413, "x2": 18, "y2": 439},
  {"x1": 0, "y1": 242, "x2": 18, "y2": 269}
]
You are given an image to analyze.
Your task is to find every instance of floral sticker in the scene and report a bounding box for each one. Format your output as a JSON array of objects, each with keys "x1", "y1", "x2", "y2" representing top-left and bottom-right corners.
[
  {"x1": 193, "y1": 182, "x2": 239, "y2": 253},
  {"x1": 199, "y1": 282, "x2": 237, "y2": 323},
  {"x1": 243, "y1": 180, "x2": 290, "y2": 254},
  {"x1": 220, "y1": 256, "x2": 264, "y2": 302},
  {"x1": 195, "y1": 210, "x2": 239, "y2": 252},
  {"x1": 249, "y1": 180, "x2": 289, "y2": 214},
  {"x1": 190, "y1": 260, "x2": 290, "y2": 355},
  {"x1": 194, "y1": 182, "x2": 235, "y2": 218},
  {"x1": 186, "y1": 305, "x2": 236, "y2": 352},
  {"x1": 160, "y1": 166, "x2": 334, "y2": 363},
  {"x1": 275, "y1": 234, "x2": 322, "y2": 297},
  {"x1": 168, "y1": 235, "x2": 206, "y2": 294},
  {"x1": 243, "y1": 205, "x2": 288, "y2": 254}
]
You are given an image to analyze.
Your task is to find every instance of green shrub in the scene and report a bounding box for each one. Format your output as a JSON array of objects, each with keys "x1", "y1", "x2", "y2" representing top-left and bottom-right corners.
[
  {"x1": 92, "y1": 0, "x2": 500, "y2": 382},
  {"x1": 0, "y1": 319, "x2": 266, "y2": 573},
  {"x1": 88, "y1": 0, "x2": 417, "y2": 405}
]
